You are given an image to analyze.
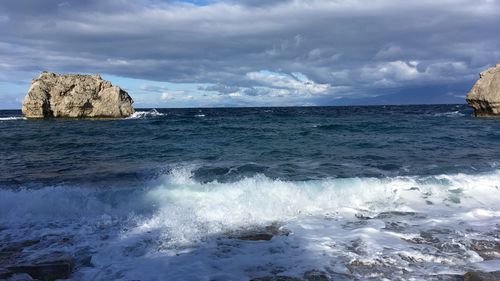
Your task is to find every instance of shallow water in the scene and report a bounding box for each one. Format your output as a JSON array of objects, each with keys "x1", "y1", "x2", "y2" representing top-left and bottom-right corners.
[{"x1": 1, "y1": 105, "x2": 500, "y2": 280}]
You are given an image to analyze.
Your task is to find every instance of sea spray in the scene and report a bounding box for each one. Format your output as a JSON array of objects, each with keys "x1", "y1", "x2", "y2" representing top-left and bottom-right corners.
[{"x1": 1, "y1": 168, "x2": 500, "y2": 280}]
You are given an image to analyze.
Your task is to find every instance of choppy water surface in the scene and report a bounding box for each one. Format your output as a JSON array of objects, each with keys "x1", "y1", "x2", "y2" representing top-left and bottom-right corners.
[{"x1": 1, "y1": 105, "x2": 500, "y2": 280}]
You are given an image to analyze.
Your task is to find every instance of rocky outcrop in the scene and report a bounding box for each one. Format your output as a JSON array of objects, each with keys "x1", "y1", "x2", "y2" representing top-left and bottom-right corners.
[
  {"x1": 466, "y1": 64, "x2": 500, "y2": 117},
  {"x1": 22, "y1": 72, "x2": 134, "y2": 118},
  {"x1": 7, "y1": 252, "x2": 75, "y2": 281}
]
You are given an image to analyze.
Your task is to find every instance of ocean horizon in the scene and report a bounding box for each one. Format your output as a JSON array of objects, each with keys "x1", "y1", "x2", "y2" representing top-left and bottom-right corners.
[{"x1": 0, "y1": 102, "x2": 470, "y2": 111}]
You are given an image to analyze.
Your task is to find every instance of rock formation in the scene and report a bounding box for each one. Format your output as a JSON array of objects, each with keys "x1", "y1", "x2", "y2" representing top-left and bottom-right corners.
[
  {"x1": 22, "y1": 72, "x2": 134, "y2": 118},
  {"x1": 466, "y1": 64, "x2": 500, "y2": 117}
]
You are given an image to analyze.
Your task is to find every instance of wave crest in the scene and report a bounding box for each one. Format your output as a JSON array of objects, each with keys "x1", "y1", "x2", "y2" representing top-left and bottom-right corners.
[
  {"x1": 2, "y1": 168, "x2": 500, "y2": 280},
  {"x1": 0, "y1": 116, "x2": 26, "y2": 121},
  {"x1": 432, "y1": 110, "x2": 466, "y2": 117},
  {"x1": 127, "y1": 109, "x2": 165, "y2": 119},
  {"x1": 2, "y1": 168, "x2": 499, "y2": 236}
]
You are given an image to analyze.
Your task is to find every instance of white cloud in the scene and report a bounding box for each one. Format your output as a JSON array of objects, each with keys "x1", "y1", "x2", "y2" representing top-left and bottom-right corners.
[
  {"x1": 160, "y1": 90, "x2": 187, "y2": 101},
  {"x1": 362, "y1": 61, "x2": 420, "y2": 85},
  {"x1": 106, "y1": 58, "x2": 129, "y2": 66},
  {"x1": 160, "y1": 92, "x2": 174, "y2": 100},
  {"x1": 246, "y1": 70, "x2": 330, "y2": 95}
]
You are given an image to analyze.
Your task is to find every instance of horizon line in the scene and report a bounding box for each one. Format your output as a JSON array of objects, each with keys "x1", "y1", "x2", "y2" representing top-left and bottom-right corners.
[{"x1": 0, "y1": 103, "x2": 469, "y2": 111}]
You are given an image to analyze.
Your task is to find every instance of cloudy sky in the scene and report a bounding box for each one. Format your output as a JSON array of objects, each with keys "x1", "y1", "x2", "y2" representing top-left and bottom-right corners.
[{"x1": 1, "y1": 0, "x2": 499, "y2": 109}]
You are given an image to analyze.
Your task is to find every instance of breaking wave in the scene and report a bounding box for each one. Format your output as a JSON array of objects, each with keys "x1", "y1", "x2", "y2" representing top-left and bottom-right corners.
[
  {"x1": 127, "y1": 109, "x2": 165, "y2": 119},
  {"x1": 432, "y1": 110, "x2": 467, "y2": 117},
  {"x1": 1, "y1": 167, "x2": 500, "y2": 280}
]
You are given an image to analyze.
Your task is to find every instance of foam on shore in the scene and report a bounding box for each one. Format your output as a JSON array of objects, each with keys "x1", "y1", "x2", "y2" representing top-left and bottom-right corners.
[{"x1": 1, "y1": 167, "x2": 500, "y2": 280}]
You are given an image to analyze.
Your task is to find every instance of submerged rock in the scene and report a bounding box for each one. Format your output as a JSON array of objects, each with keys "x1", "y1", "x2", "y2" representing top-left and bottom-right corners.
[
  {"x1": 470, "y1": 240, "x2": 500, "y2": 260},
  {"x1": 0, "y1": 239, "x2": 41, "y2": 267},
  {"x1": 0, "y1": 267, "x2": 14, "y2": 279},
  {"x1": 231, "y1": 223, "x2": 290, "y2": 241},
  {"x1": 237, "y1": 233, "x2": 274, "y2": 241},
  {"x1": 6, "y1": 251, "x2": 75, "y2": 281},
  {"x1": 6, "y1": 273, "x2": 34, "y2": 281},
  {"x1": 303, "y1": 270, "x2": 329, "y2": 281},
  {"x1": 250, "y1": 276, "x2": 301, "y2": 281},
  {"x1": 0, "y1": 240, "x2": 41, "y2": 253},
  {"x1": 22, "y1": 72, "x2": 134, "y2": 118},
  {"x1": 466, "y1": 64, "x2": 500, "y2": 117},
  {"x1": 463, "y1": 271, "x2": 500, "y2": 281}
]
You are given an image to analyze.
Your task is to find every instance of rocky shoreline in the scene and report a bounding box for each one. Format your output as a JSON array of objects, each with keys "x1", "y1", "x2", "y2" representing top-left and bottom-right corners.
[{"x1": 1, "y1": 225, "x2": 499, "y2": 281}]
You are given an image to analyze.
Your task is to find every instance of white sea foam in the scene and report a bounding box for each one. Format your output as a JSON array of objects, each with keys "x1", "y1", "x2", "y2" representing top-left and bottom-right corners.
[
  {"x1": 127, "y1": 109, "x2": 165, "y2": 119},
  {"x1": 0, "y1": 116, "x2": 26, "y2": 121},
  {"x1": 1, "y1": 168, "x2": 500, "y2": 280},
  {"x1": 433, "y1": 110, "x2": 466, "y2": 117}
]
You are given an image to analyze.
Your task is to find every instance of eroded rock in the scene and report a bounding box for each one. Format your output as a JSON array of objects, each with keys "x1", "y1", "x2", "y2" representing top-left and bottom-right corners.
[
  {"x1": 6, "y1": 273, "x2": 34, "y2": 281},
  {"x1": 463, "y1": 271, "x2": 500, "y2": 281},
  {"x1": 232, "y1": 223, "x2": 290, "y2": 241},
  {"x1": 0, "y1": 240, "x2": 40, "y2": 253},
  {"x1": 22, "y1": 72, "x2": 134, "y2": 118},
  {"x1": 470, "y1": 240, "x2": 500, "y2": 260},
  {"x1": 466, "y1": 64, "x2": 500, "y2": 117},
  {"x1": 303, "y1": 270, "x2": 329, "y2": 281},
  {"x1": 6, "y1": 251, "x2": 75, "y2": 281}
]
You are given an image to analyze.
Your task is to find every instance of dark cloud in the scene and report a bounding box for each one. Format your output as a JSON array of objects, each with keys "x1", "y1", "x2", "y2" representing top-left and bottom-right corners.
[{"x1": 0, "y1": 0, "x2": 499, "y2": 106}]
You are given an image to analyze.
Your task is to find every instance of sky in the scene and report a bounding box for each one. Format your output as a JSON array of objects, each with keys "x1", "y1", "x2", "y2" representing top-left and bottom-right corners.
[{"x1": 0, "y1": 0, "x2": 499, "y2": 109}]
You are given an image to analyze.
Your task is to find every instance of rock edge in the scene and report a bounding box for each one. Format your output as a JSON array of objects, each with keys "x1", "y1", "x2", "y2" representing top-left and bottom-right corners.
[{"x1": 466, "y1": 64, "x2": 500, "y2": 117}]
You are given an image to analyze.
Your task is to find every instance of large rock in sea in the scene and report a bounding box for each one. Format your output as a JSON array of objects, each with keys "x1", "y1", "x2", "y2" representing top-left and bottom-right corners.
[
  {"x1": 466, "y1": 64, "x2": 500, "y2": 117},
  {"x1": 22, "y1": 72, "x2": 134, "y2": 118}
]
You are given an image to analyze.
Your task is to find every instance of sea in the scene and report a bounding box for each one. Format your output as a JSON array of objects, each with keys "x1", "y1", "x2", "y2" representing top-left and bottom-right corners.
[{"x1": 0, "y1": 104, "x2": 499, "y2": 280}]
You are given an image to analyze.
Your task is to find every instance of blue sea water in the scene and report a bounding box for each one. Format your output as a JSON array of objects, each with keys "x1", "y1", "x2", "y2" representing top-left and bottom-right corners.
[
  {"x1": 1, "y1": 104, "x2": 499, "y2": 188},
  {"x1": 1, "y1": 104, "x2": 500, "y2": 280}
]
